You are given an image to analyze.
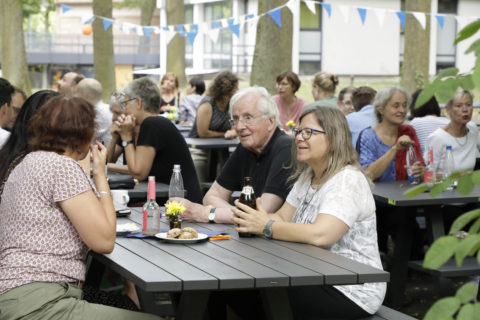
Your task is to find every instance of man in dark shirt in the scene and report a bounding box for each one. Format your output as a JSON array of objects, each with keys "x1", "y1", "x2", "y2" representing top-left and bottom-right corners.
[
  {"x1": 174, "y1": 86, "x2": 293, "y2": 224},
  {"x1": 115, "y1": 77, "x2": 202, "y2": 203}
]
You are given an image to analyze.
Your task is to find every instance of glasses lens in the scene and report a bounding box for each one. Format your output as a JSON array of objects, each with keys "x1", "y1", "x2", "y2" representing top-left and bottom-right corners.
[
  {"x1": 303, "y1": 128, "x2": 312, "y2": 140},
  {"x1": 229, "y1": 119, "x2": 235, "y2": 126}
]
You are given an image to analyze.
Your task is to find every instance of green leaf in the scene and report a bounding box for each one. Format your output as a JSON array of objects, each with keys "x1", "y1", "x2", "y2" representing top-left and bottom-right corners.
[
  {"x1": 404, "y1": 183, "x2": 428, "y2": 199},
  {"x1": 465, "y1": 38, "x2": 480, "y2": 55},
  {"x1": 457, "y1": 174, "x2": 474, "y2": 195},
  {"x1": 471, "y1": 170, "x2": 480, "y2": 185},
  {"x1": 424, "y1": 297, "x2": 461, "y2": 320},
  {"x1": 468, "y1": 217, "x2": 480, "y2": 234},
  {"x1": 461, "y1": 74, "x2": 475, "y2": 91},
  {"x1": 473, "y1": 59, "x2": 480, "y2": 91},
  {"x1": 435, "y1": 78, "x2": 461, "y2": 102},
  {"x1": 424, "y1": 236, "x2": 460, "y2": 269},
  {"x1": 455, "y1": 282, "x2": 478, "y2": 304},
  {"x1": 430, "y1": 179, "x2": 451, "y2": 198},
  {"x1": 437, "y1": 67, "x2": 459, "y2": 79},
  {"x1": 450, "y1": 209, "x2": 480, "y2": 234},
  {"x1": 455, "y1": 235, "x2": 480, "y2": 266},
  {"x1": 414, "y1": 82, "x2": 438, "y2": 109},
  {"x1": 457, "y1": 303, "x2": 475, "y2": 320},
  {"x1": 455, "y1": 20, "x2": 480, "y2": 45}
]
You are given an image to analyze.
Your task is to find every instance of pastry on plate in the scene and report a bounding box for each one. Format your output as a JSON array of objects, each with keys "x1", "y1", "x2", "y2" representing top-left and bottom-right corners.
[{"x1": 167, "y1": 228, "x2": 182, "y2": 238}]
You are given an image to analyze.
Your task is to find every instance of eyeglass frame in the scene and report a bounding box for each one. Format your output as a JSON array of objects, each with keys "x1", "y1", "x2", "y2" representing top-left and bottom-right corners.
[
  {"x1": 119, "y1": 97, "x2": 137, "y2": 109},
  {"x1": 292, "y1": 127, "x2": 326, "y2": 140},
  {"x1": 229, "y1": 114, "x2": 265, "y2": 127}
]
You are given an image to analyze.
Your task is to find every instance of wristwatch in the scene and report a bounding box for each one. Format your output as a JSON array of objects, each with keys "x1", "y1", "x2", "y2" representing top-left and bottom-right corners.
[
  {"x1": 263, "y1": 219, "x2": 275, "y2": 239},
  {"x1": 122, "y1": 140, "x2": 133, "y2": 147},
  {"x1": 208, "y1": 207, "x2": 216, "y2": 223}
]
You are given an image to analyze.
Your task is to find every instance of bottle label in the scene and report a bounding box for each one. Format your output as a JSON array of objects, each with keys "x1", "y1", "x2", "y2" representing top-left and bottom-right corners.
[
  {"x1": 147, "y1": 179, "x2": 156, "y2": 200},
  {"x1": 424, "y1": 170, "x2": 435, "y2": 183},
  {"x1": 142, "y1": 210, "x2": 148, "y2": 232},
  {"x1": 242, "y1": 186, "x2": 253, "y2": 195}
]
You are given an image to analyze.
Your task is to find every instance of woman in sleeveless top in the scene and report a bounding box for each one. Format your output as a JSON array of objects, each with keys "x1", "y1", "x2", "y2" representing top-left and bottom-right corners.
[{"x1": 159, "y1": 72, "x2": 181, "y2": 113}]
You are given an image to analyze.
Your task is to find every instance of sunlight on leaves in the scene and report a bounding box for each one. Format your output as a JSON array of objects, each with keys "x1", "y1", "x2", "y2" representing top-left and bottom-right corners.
[
  {"x1": 454, "y1": 235, "x2": 480, "y2": 266},
  {"x1": 424, "y1": 236, "x2": 460, "y2": 269},
  {"x1": 455, "y1": 282, "x2": 478, "y2": 304},
  {"x1": 456, "y1": 303, "x2": 474, "y2": 320},
  {"x1": 456, "y1": 175, "x2": 474, "y2": 195},
  {"x1": 450, "y1": 209, "x2": 480, "y2": 234},
  {"x1": 455, "y1": 20, "x2": 480, "y2": 45},
  {"x1": 424, "y1": 297, "x2": 461, "y2": 320}
]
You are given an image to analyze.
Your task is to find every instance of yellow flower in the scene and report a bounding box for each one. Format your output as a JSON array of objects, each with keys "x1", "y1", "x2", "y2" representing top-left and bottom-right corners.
[
  {"x1": 165, "y1": 200, "x2": 186, "y2": 216},
  {"x1": 169, "y1": 106, "x2": 177, "y2": 112},
  {"x1": 286, "y1": 120, "x2": 296, "y2": 129},
  {"x1": 167, "y1": 113, "x2": 176, "y2": 120}
]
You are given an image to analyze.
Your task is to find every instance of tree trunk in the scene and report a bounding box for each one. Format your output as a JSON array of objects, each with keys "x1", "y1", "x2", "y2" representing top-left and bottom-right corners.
[
  {"x1": 250, "y1": 0, "x2": 292, "y2": 94},
  {"x1": 166, "y1": 0, "x2": 186, "y2": 88},
  {"x1": 139, "y1": 0, "x2": 156, "y2": 55},
  {"x1": 0, "y1": 0, "x2": 32, "y2": 95},
  {"x1": 400, "y1": 0, "x2": 431, "y2": 94},
  {"x1": 93, "y1": 0, "x2": 116, "y2": 102}
]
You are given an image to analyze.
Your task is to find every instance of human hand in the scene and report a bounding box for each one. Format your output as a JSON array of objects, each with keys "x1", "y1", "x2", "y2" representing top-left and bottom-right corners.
[
  {"x1": 395, "y1": 135, "x2": 414, "y2": 152},
  {"x1": 117, "y1": 114, "x2": 136, "y2": 140},
  {"x1": 224, "y1": 128, "x2": 237, "y2": 139},
  {"x1": 90, "y1": 141, "x2": 107, "y2": 178},
  {"x1": 412, "y1": 161, "x2": 425, "y2": 178},
  {"x1": 109, "y1": 122, "x2": 120, "y2": 136},
  {"x1": 173, "y1": 197, "x2": 209, "y2": 223},
  {"x1": 232, "y1": 199, "x2": 269, "y2": 235}
]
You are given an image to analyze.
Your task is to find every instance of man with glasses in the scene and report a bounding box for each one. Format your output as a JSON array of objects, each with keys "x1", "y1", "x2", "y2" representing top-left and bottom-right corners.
[
  {"x1": 0, "y1": 78, "x2": 16, "y2": 148},
  {"x1": 173, "y1": 86, "x2": 293, "y2": 224}
]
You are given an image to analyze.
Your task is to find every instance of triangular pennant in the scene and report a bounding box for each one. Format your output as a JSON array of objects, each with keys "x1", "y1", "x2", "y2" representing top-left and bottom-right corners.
[
  {"x1": 199, "y1": 22, "x2": 210, "y2": 34},
  {"x1": 320, "y1": 3, "x2": 331, "y2": 18},
  {"x1": 168, "y1": 25, "x2": 175, "y2": 32},
  {"x1": 187, "y1": 31, "x2": 198, "y2": 46},
  {"x1": 176, "y1": 25, "x2": 185, "y2": 37},
  {"x1": 357, "y1": 8, "x2": 367, "y2": 25},
  {"x1": 102, "y1": 18, "x2": 114, "y2": 31},
  {"x1": 165, "y1": 29, "x2": 176, "y2": 45},
  {"x1": 305, "y1": 0, "x2": 316, "y2": 15},
  {"x1": 228, "y1": 23, "x2": 240, "y2": 38},
  {"x1": 373, "y1": 8, "x2": 385, "y2": 28},
  {"x1": 211, "y1": 21, "x2": 222, "y2": 29},
  {"x1": 238, "y1": 14, "x2": 247, "y2": 26},
  {"x1": 220, "y1": 18, "x2": 229, "y2": 28},
  {"x1": 143, "y1": 27, "x2": 155, "y2": 37},
  {"x1": 184, "y1": 24, "x2": 191, "y2": 32},
  {"x1": 208, "y1": 28, "x2": 220, "y2": 43},
  {"x1": 412, "y1": 12, "x2": 426, "y2": 30},
  {"x1": 84, "y1": 17, "x2": 94, "y2": 25},
  {"x1": 435, "y1": 14, "x2": 445, "y2": 29},
  {"x1": 455, "y1": 16, "x2": 474, "y2": 27},
  {"x1": 162, "y1": 26, "x2": 169, "y2": 31},
  {"x1": 339, "y1": 5, "x2": 350, "y2": 23},
  {"x1": 154, "y1": 27, "x2": 161, "y2": 34},
  {"x1": 286, "y1": 0, "x2": 296, "y2": 15},
  {"x1": 247, "y1": 13, "x2": 255, "y2": 19},
  {"x1": 136, "y1": 26, "x2": 144, "y2": 36},
  {"x1": 268, "y1": 8, "x2": 282, "y2": 27},
  {"x1": 192, "y1": 24, "x2": 198, "y2": 32},
  {"x1": 124, "y1": 22, "x2": 135, "y2": 35},
  {"x1": 132, "y1": 27, "x2": 137, "y2": 33},
  {"x1": 396, "y1": 11, "x2": 406, "y2": 28},
  {"x1": 61, "y1": 4, "x2": 73, "y2": 14},
  {"x1": 228, "y1": 18, "x2": 235, "y2": 25}
]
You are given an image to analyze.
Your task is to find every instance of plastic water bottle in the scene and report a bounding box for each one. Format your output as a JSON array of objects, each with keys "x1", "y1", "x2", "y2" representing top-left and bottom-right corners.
[
  {"x1": 169, "y1": 164, "x2": 184, "y2": 198},
  {"x1": 443, "y1": 145, "x2": 455, "y2": 190}
]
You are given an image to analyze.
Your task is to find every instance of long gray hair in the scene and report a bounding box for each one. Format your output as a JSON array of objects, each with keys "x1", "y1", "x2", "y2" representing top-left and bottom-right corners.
[{"x1": 288, "y1": 106, "x2": 364, "y2": 186}]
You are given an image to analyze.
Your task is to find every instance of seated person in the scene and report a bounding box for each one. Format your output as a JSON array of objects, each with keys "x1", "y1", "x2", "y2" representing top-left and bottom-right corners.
[
  {"x1": 0, "y1": 95, "x2": 160, "y2": 319},
  {"x1": 307, "y1": 71, "x2": 339, "y2": 108},
  {"x1": 174, "y1": 86, "x2": 294, "y2": 224},
  {"x1": 337, "y1": 86, "x2": 356, "y2": 115},
  {"x1": 346, "y1": 86, "x2": 377, "y2": 147},
  {"x1": 115, "y1": 77, "x2": 202, "y2": 204},
  {"x1": 159, "y1": 72, "x2": 181, "y2": 113},
  {"x1": 233, "y1": 106, "x2": 386, "y2": 318},
  {"x1": 178, "y1": 77, "x2": 205, "y2": 125},
  {"x1": 0, "y1": 78, "x2": 15, "y2": 148}
]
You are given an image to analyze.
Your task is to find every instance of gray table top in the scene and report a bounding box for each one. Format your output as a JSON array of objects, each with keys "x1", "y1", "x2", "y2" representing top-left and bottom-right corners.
[
  {"x1": 371, "y1": 180, "x2": 480, "y2": 206},
  {"x1": 128, "y1": 181, "x2": 169, "y2": 200},
  {"x1": 185, "y1": 137, "x2": 239, "y2": 149},
  {"x1": 93, "y1": 209, "x2": 389, "y2": 293}
]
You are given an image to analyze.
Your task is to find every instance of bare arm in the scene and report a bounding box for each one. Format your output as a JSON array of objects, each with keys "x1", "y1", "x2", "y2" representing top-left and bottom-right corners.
[
  {"x1": 106, "y1": 133, "x2": 122, "y2": 163},
  {"x1": 106, "y1": 163, "x2": 131, "y2": 175},
  {"x1": 196, "y1": 102, "x2": 228, "y2": 138}
]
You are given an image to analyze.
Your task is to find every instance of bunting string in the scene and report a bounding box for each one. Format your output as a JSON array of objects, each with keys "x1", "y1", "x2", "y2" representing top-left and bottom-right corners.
[{"x1": 61, "y1": 1, "x2": 480, "y2": 47}]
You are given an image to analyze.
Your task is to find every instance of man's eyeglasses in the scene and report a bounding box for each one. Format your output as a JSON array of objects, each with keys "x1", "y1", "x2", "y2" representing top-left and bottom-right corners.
[
  {"x1": 119, "y1": 97, "x2": 136, "y2": 109},
  {"x1": 229, "y1": 114, "x2": 263, "y2": 127},
  {"x1": 293, "y1": 127, "x2": 326, "y2": 140}
]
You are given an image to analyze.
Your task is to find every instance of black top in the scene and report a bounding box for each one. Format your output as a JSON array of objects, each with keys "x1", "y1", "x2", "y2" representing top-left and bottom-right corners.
[
  {"x1": 136, "y1": 116, "x2": 202, "y2": 203},
  {"x1": 189, "y1": 96, "x2": 231, "y2": 138},
  {"x1": 216, "y1": 128, "x2": 294, "y2": 199}
]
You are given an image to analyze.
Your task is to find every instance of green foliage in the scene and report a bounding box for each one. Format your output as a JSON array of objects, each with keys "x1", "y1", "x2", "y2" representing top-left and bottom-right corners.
[
  {"x1": 455, "y1": 20, "x2": 480, "y2": 45},
  {"x1": 423, "y1": 283, "x2": 479, "y2": 320}
]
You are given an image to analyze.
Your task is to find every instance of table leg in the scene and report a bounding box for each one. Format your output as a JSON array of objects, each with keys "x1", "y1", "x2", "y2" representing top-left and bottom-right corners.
[
  {"x1": 175, "y1": 290, "x2": 211, "y2": 320},
  {"x1": 135, "y1": 286, "x2": 175, "y2": 316},
  {"x1": 424, "y1": 206, "x2": 445, "y2": 241},
  {"x1": 260, "y1": 288, "x2": 293, "y2": 320}
]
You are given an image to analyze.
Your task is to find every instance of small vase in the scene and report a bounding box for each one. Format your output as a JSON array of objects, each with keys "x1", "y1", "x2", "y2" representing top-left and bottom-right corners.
[{"x1": 169, "y1": 216, "x2": 181, "y2": 229}]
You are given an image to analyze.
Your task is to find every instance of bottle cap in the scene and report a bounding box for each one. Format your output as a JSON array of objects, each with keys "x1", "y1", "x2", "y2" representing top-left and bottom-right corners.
[
  {"x1": 446, "y1": 145, "x2": 452, "y2": 150},
  {"x1": 148, "y1": 176, "x2": 155, "y2": 181},
  {"x1": 173, "y1": 164, "x2": 181, "y2": 171}
]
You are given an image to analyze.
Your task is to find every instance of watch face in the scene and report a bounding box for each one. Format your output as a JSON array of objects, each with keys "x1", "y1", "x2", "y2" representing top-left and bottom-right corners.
[{"x1": 208, "y1": 212, "x2": 215, "y2": 222}]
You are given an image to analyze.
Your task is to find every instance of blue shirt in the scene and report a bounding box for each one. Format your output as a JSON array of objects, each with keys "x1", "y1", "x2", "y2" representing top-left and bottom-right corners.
[
  {"x1": 358, "y1": 127, "x2": 396, "y2": 182},
  {"x1": 346, "y1": 105, "x2": 377, "y2": 148}
]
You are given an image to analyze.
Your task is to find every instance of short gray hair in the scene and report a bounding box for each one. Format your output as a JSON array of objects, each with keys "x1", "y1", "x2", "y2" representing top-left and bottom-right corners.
[
  {"x1": 373, "y1": 86, "x2": 410, "y2": 123},
  {"x1": 229, "y1": 86, "x2": 280, "y2": 127},
  {"x1": 123, "y1": 77, "x2": 161, "y2": 113},
  {"x1": 446, "y1": 89, "x2": 473, "y2": 108}
]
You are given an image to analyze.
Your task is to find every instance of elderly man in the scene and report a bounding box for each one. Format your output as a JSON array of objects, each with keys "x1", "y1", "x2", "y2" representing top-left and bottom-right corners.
[
  {"x1": 174, "y1": 86, "x2": 293, "y2": 224},
  {"x1": 57, "y1": 71, "x2": 84, "y2": 95},
  {"x1": 115, "y1": 77, "x2": 202, "y2": 203},
  {"x1": 76, "y1": 78, "x2": 113, "y2": 147}
]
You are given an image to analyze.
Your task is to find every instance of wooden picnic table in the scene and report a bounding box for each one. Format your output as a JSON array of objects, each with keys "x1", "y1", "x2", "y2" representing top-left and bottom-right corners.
[{"x1": 85, "y1": 208, "x2": 389, "y2": 320}]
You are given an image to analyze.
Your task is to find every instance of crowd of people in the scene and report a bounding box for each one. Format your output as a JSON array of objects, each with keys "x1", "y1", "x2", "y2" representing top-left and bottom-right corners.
[{"x1": 0, "y1": 68, "x2": 478, "y2": 319}]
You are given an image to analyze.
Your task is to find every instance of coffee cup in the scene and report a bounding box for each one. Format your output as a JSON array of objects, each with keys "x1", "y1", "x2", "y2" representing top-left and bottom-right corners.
[{"x1": 111, "y1": 190, "x2": 130, "y2": 209}]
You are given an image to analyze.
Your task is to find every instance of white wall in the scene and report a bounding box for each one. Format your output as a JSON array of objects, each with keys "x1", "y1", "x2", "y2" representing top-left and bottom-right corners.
[
  {"x1": 321, "y1": 0, "x2": 400, "y2": 75},
  {"x1": 456, "y1": 0, "x2": 480, "y2": 73}
]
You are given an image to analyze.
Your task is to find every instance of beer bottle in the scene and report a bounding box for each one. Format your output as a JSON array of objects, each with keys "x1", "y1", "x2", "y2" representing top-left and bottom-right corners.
[{"x1": 238, "y1": 177, "x2": 256, "y2": 237}]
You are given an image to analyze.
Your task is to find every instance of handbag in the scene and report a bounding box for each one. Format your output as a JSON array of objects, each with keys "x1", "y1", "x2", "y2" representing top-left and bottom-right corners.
[{"x1": 107, "y1": 175, "x2": 136, "y2": 189}]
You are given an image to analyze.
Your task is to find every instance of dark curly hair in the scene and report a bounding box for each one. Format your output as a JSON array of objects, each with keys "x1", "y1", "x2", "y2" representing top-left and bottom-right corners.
[
  {"x1": 207, "y1": 71, "x2": 239, "y2": 103},
  {"x1": 29, "y1": 95, "x2": 96, "y2": 154}
]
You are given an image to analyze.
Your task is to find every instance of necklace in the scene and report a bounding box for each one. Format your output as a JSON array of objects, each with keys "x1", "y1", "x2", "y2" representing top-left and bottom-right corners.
[
  {"x1": 448, "y1": 123, "x2": 468, "y2": 147},
  {"x1": 294, "y1": 179, "x2": 321, "y2": 222}
]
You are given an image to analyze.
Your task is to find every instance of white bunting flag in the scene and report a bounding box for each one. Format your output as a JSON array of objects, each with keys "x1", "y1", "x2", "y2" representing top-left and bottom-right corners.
[
  {"x1": 338, "y1": 5, "x2": 350, "y2": 23},
  {"x1": 412, "y1": 12, "x2": 426, "y2": 30},
  {"x1": 208, "y1": 28, "x2": 220, "y2": 43},
  {"x1": 184, "y1": 24, "x2": 191, "y2": 32},
  {"x1": 164, "y1": 29, "x2": 177, "y2": 45},
  {"x1": 220, "y1": 18, "x2": 229, "y2": 28},
  {"x1": 455, "y1": 15, "x2": 475, "y2": 28},
  {"x1": 286, "y1": 0, "x2": 297, "y2": 16},
  {"x1": 305, "y1": 0, "x2": 316, "y2": 15},
  {"x1": 373, "y1": 8, "x2": 386, "y2": 28},
  {"x1": 199, "y1": 22, "x2": 210, "y2": 34},
  {"x1": 136, "y1": 26, "x2": 144, "y2": 36}
]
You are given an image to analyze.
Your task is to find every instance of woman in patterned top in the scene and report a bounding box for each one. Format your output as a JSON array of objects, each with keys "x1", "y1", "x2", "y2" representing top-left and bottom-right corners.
[
  {"x1": 0, "y1": 96, "x2": 160, "y2": 319},
  {"x1": 233, "y1": 106, "x2": 386, "y2": 318}
]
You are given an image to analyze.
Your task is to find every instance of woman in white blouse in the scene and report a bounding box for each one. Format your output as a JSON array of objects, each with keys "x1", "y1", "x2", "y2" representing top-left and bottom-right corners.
[{"x1": 233, "y1": 106, "x2": 386, "y2": 318}]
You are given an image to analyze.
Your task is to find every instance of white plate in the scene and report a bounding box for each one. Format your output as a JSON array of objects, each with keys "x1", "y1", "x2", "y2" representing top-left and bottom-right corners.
[
  {"x1": 116, "y1": 223, "x2": 140, "y2": 236},
  {"x1": 155, "y1": 232, "x2": 208, "y2": 244}
]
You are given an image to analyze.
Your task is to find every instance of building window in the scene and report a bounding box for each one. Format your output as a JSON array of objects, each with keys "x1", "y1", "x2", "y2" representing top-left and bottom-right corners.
[{"x1": 204, "y1": 1, "x2": 232, "y2": 69}]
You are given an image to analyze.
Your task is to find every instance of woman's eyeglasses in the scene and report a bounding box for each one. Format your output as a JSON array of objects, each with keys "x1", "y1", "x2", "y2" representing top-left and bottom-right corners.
[
  {"x1": 119, "y1": 97, "x2": 137, "y2": 109},
  {"x1": 293, "y1": 127, "x2": 326, "y2": 140}
]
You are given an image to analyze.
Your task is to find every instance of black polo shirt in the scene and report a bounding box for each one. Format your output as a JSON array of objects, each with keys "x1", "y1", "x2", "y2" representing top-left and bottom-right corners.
[{"x1": 216, "y1": 128, "x2": 293, "y2": 199}]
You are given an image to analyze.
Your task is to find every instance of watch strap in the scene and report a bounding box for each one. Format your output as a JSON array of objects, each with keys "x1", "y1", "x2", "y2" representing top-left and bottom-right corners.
[
  {"x1": 208, "y1": 207, "x2": 216, "y2": 223},
  {"x1": 263, "y1": 219, "x2": 275, "y2": 239}
]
